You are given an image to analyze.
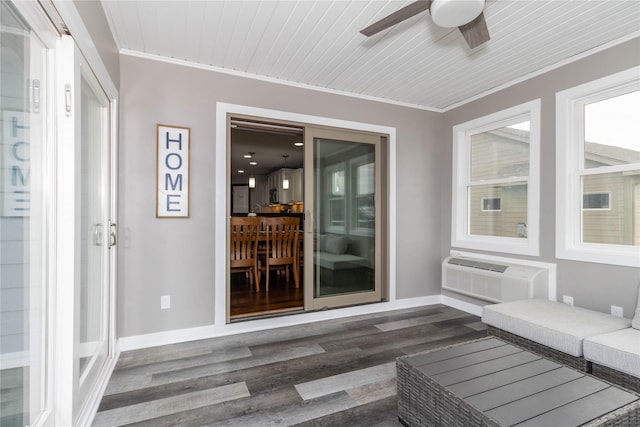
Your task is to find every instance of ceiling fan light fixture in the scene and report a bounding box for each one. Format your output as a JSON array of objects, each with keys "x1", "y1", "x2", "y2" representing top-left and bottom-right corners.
[{"x1": 430, "y1": 0, "x2": 485, "y2": 28}]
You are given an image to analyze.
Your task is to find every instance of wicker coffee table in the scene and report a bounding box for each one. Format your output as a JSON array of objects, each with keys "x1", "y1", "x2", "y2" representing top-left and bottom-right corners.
[{"x1": 397, "y1": 337, "x2": 640, "y2": 426}]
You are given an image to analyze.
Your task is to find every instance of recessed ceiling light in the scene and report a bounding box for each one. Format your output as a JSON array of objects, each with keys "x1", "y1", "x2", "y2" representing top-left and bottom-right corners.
[
  {"x1": 294, "y1": 141, "x2": 304, "y2": 147},
  {"x1": 249, "y1": 161, "x2": 257, "y2": 165},
  {"x1": 238, "y1": 169, "x2": 245, "y2": 174},
  {"x1": 243, "y1": 154, "x2": 252, "y2": 159}
]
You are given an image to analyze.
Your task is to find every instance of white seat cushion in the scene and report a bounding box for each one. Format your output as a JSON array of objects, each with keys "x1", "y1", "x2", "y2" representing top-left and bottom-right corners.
[
  {"x1": 632, "y1": 288, "x2": 640, "y2": 330},
  {"x1": 482, "y1": 299, "x2": 631, "y2": 357},
  {"x1": 584, "y1": 328, "x2": 640, "y2": 378}
]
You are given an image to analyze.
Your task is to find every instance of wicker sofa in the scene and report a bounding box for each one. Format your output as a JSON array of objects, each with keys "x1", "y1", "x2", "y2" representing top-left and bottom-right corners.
[{"x1": 482, "y1": 295, "x2": 640, "y2": 392}]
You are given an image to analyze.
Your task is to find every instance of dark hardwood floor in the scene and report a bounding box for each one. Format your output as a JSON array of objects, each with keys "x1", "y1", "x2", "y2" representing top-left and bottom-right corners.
[
  {"x1": 93, "y1": 304, "x2": 486, "y2": 426},
  {"x1": 230, "y1": 271, "x2": 303, "y2": 319}
]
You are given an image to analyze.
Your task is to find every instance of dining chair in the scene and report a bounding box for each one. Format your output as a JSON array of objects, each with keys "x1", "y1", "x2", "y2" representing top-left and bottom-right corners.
[
  {"x1": 230, "y1": 216, "x2": 261, "y2": 291},
  {"x1": 263, "y1": 216, "x2": 300, "y2": 292}
]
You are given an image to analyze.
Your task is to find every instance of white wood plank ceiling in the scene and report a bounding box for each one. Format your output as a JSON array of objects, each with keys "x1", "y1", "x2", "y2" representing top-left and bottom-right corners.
[{"x1": 100, "y1": 0, "x2": 640, "y2": 111}]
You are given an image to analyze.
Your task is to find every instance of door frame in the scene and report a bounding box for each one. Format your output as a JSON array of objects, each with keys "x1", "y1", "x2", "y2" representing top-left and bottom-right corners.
[{"x1": 215, "y1": 103, "x2": 396, "y2": 326}]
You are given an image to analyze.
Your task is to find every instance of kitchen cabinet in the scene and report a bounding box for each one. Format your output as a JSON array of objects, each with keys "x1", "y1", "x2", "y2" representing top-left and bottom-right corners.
[{"x1": 267, "y1": 168, "x2": 303, "y2": 204}]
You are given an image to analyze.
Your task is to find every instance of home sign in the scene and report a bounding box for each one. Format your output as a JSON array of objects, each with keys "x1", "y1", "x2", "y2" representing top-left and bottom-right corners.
[{"x1": 156, "y1": 124, "x2": 190, "y2": 218}]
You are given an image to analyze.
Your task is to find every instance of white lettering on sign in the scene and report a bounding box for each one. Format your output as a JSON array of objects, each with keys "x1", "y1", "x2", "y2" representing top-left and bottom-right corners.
[
  {"x1": 156, "y1": 124, "x2": 190, "y2": 217},
  {"x1": 2, "y1": 111, "x2": 30, "y2": 217}
]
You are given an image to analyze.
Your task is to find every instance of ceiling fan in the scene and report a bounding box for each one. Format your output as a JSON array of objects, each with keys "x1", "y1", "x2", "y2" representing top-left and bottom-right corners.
[{"x1": 360, "y1": 0, "x2": 490, "y2": 49}]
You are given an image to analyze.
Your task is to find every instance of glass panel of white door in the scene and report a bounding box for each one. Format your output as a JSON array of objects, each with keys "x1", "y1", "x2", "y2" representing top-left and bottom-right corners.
[
  {"x1": 304, "y1": 127, "x2": 382, "y2": 311},
  {"x1": 76, "y1": 54, "x2": 111, "y2": 411}
]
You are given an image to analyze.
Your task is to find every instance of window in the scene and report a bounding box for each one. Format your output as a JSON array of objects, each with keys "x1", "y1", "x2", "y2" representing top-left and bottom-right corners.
[
  {"x1": 482, "y1": 197, "x2": 502, "y2": 212},
  {"x1": 321, "y1": 150, "x2": 375, "y2": 235},
  {"x1": 557, "y1": 67, "x2": 640, "y2": 267},
  {"x1": 326, "y1": 164, "x2": 346, "y2": 230},
  {"x1": 452, "y1": 100, "x2": 541, "y2": 255},
  {"x1": 352, "y1": 156, "x2": 375, "y2": 233},
  {"x1": 583, "y1": 192, "x2": 610, "y2": 210}
]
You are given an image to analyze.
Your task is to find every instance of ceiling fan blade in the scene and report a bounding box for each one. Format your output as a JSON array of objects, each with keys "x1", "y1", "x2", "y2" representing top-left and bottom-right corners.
[
  {"x1": 360, "y1": 0, "x2": 431, "y2": 37},
  {"x1": 458, "y1": 11, "x2": 490, "y2": 49}
]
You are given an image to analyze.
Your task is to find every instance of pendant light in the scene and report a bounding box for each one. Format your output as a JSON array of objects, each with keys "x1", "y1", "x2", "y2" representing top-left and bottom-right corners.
[
  {"x1": 282, "y1": 155, "x2": 289, "y2": 190},
  {"x1": 248, "y1": 152, "x2": 256, "y2": 188}
]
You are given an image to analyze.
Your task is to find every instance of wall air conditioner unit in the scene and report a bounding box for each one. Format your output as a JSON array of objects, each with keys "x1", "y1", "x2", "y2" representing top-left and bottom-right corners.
[{"x1": 442, "y1": 256, "x2": 548, "y2": 303}]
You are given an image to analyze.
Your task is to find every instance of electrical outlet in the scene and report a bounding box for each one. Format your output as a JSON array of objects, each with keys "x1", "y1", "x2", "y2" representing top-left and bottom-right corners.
[
  {"x1": 161, "y1": 295, "x2": 171, "y2": 310},
  {"x1": 611, "y1": 305, "x2": 623, "y2": 318},
  {"x1": 562, "y1": 295, "x2": 574, "y2": 306}
]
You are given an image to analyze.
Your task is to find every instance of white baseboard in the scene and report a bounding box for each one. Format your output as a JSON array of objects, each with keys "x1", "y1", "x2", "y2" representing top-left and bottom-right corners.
[
  {"x1": 441, "y1": 295, "x2": 483, "y2": 317},
  {"x1": 118, "y1": 295, "x2": 442, "y2": 352}
]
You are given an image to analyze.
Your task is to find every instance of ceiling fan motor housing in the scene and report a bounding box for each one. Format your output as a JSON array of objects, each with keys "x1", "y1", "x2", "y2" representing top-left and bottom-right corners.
[{"x1": 430, "y1": 0, "x2": 485, "y2": 28}]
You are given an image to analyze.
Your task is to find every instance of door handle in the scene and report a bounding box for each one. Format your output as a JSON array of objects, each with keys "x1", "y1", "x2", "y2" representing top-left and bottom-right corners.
[
  {"x1": 305, "y1": 210, "x2": 313, "y2": 234},
  {"x1": 93, "y1": 223, "x2": 103, "y2": 246},
  {"x1": 109, "y1": 221, "x2": 117, "y2": 248}
]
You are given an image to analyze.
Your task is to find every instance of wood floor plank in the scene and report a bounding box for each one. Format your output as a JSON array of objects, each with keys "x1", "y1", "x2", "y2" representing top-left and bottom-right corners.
[
  {"x1": 93, "y1": 382, "x2": 250, "y2": 427},
  {"x1": 295, "y1": 362, "x2": 396, "y2": 401},
  {"x1": 152, "y1": 343, "x2": 325, "y2": 384},
  {"x1": 104, "y1": 346, "x2": 252, "y2": 396},
  {"x1": 246, "y1": 347, "x2": 404, "y2": 396}
]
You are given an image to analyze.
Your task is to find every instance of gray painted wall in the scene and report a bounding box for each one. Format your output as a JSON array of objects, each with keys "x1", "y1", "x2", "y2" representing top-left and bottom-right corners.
[
  {"x1": 118, "y1": 55, "x2": 444, "y2": 338},
  {"x1": 441, "y1": 37, "x2": 640, "y2": 317}
]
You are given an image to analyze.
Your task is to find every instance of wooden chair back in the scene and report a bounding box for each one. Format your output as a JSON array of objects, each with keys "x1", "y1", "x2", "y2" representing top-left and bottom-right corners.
[
  {"x1": 264, "y1": 216, "x2": 300, "y2": 290},
  {"x1": 230, "y1": 216, "x2": 261, "y2": 290}
]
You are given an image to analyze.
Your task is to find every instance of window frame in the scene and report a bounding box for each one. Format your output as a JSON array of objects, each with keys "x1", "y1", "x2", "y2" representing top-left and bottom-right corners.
[
  {"x1": 451, "y1": 99, "x2": 541, "y2": 256},
  {"x1": 556, "y1": 67, "x2": 640, "y2": 267}
]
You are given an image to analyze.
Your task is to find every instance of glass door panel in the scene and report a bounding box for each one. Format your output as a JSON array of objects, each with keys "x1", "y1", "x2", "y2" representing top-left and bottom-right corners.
[
  {"x1": 76, "y1": 56, "x2": 110, "y2": 409},
  {"x1": 0, "y1": 2, "x2": 49, "y2": 425},
  {"x1": 304, "y1": 128, "x2": 382, "y2": 310}
]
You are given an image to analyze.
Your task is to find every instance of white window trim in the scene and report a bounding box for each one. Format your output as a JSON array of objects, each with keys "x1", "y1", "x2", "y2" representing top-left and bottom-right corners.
[
  {"x1": 452, "y1": 99, "x2": 541, "y2": 256},
  {"x1": 556, "y1": 67, "x2": 640, "y2": 267}
]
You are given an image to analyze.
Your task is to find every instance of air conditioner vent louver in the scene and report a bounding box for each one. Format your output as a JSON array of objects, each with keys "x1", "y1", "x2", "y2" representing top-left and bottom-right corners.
[
  {"x1": 443, "y1": 256, "x2": 548, "y2": 303},
  {"x1": 447, "y1": 257, "x2": 508, "y2": 273}
]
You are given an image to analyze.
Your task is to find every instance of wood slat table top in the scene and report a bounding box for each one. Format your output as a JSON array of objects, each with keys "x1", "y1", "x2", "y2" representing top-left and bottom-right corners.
[{"x1": 403, "y1": 338, "x2": 639, "y2": 427}]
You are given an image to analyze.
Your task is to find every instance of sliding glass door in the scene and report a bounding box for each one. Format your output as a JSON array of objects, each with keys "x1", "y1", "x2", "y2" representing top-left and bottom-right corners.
[{"x1": 304, "y1": 128, "x2": 383, "y2": 310}]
